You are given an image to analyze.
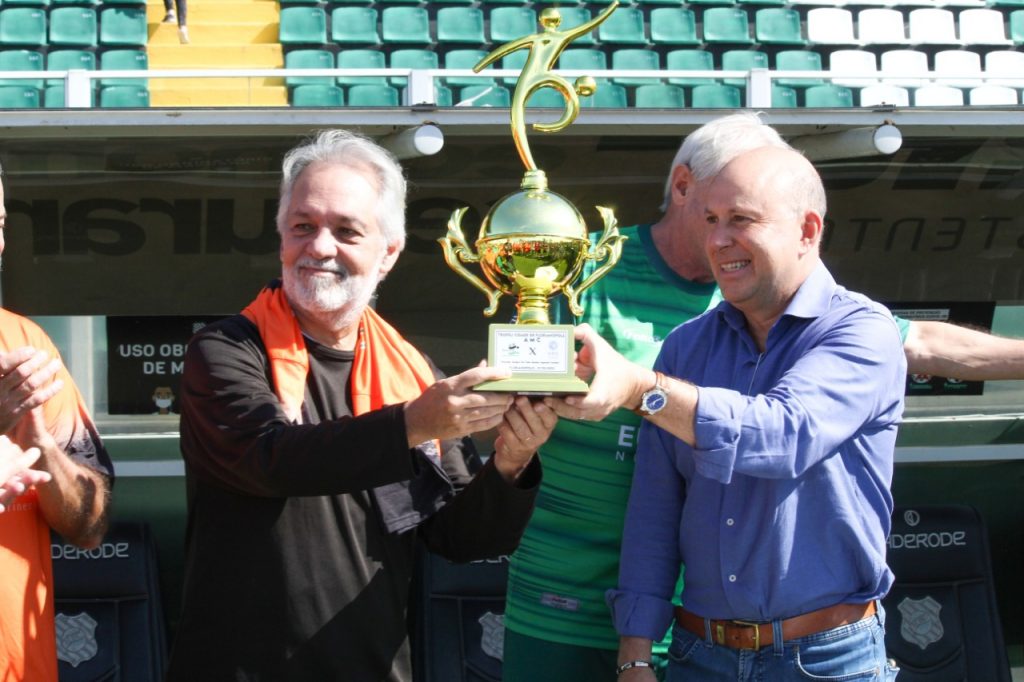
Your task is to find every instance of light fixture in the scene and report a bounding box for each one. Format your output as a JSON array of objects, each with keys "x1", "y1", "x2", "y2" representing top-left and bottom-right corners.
[
  {"x1": 790, "y1": 123, "x2": 902, "y2": 162},
  {"x1": 379, "y1": 124, "x2": 444, "y2": 160}
]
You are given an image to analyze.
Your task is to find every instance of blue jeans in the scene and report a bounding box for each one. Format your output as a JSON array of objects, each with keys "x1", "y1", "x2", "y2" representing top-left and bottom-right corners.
[{"x1": 665, "y1": 605, "x2": 900, "y2": 681}]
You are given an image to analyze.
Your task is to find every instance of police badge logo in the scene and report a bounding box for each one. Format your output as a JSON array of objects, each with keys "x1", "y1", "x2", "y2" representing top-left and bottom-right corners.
[
  {"x1": 478, "y1": 612, "x2": 505, "y2": 661},
  {"x1": 56, "y1": 611, "x2": 99, "y2": 667},
  {"x1": 898, "y1": 596, "x2": 944, "y2": 650}
]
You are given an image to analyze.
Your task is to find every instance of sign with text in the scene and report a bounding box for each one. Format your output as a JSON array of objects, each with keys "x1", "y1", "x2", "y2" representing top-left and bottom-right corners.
[{"x1": 106, "y1": 316, "x2": 223, "y2": 415}]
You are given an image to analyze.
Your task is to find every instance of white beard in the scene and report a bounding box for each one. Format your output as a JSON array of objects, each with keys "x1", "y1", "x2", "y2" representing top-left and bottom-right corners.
[{"x1": 282, "y1": 257, "x2": 379, "y2": 330}]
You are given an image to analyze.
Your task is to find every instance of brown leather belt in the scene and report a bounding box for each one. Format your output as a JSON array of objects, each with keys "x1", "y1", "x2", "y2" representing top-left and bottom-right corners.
[{"x1": 674, "y1": 601, "x2": 876, "y2": 651}]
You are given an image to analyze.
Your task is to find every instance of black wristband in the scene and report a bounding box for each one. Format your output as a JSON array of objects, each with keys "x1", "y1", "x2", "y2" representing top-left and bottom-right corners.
[{"x1": 616, "y1": 659, "x2": 653, "y2": 675}]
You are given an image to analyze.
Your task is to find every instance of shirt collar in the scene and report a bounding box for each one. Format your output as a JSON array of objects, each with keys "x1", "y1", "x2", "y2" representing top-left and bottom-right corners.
[{"x1": 719, "y1": 261, "x2": 836, "y2": 331}]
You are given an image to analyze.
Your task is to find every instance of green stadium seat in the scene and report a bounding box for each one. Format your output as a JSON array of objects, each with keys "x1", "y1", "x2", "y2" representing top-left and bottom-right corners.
[
  {"x1": 1011, "y1": 10, "x2": 1024, "y2": 43},
  {"x1": 0, "y1": 8, "x2": 47, "y2": 46},
  {"x1": 44, "y1": 83, "x2": 65, "y2": 106},
  {"x1": 0, "y1": 49, "x2": 42, "y2": 88},
  {"x1": 49, "y1": 7, "x2": 98, "y2": 47},
  {"x1": 665, "y1": 49, "x2": 715, "y2": 86},
  {"x1": 99, "y1": 83, "x2": 148, "y2": 107},
  {"x1": 702, "y1": 7, "x2": 753, "y2": 44},
  {"x1": 280, "y1": 0, "x2": 323, "y2": 4},
  {"x1": 46, "y1": 48, "x2": 94, "y2": 85},
  {"x1": 581, "y1": 81, "x2": 627, "y2": 107},
  {"x1": 457, "y1": 83, "x2": 510, "y2": 107},
  {"x1": 337, "y1": 49, "x2": 387, "y2": 86},
  {"x1": 403, "y1": 83, "x2": 453, "y2": 106},
  {"x1": 4, "y1": 0, "x2": 50, "y2": 6},
  {"x1": 444, "y1": 48, "x2": 491, "y2": 87},
  {"x1": 99, "y1": 48, "x2": 147, "y2": 86},
  {"x1": 389, "y1": 48, "x2": 437, "y2": 86},
  {"x1": 688, "y1": 0, "x2": 734, "y2": 4},
  {"x1": 634, "y1": 83, "x2": 684, "y2": 107},
  {"x1": 291, "y1": 83, "x2": 344, "y2": 106},
  {"x1": 101, "y1": 0, "x2": 146, "y2": 4},
  {"x1": 557, "y1": 48, "x2": 607, "y2": 71},
  {"x1": 611, "y1": 48, "x2": 660, "y2": 86},
  {"x1": 0, "y1": 84, "x2": 40, "y2": 107},
  {"x1": 739, "y1": 0, "x2": 785, "y2": 6},
  {"x1": 501, "y1": 49, "x2": 527, "y2": 85},
  {"x1": 437, "y1": 7, "x2": 484, "y2": 45},
  {"x1": 555, "y1": 7, "x2": 595, "y2": 46},
  {"x1": 771, "y1": 84, "x2": 797, "y2": 107},
  {"x1": 284, "y1": 48, "x2": 334, "y2": 86},
  {"x1": 279, "y1": 7, "x2": 328, "y2": 45},
  {"x1": 755, "y1": 8, "x2": 805, "y2": 45},
  {"x1": 650, "y1": 9, "x2": 699, "y2": 45},
  {"x1": 598, "y1": 6, "x2": 648, "y2": 45},
  {"x1": 690, "y1": 83, "x2": 741, "y2": 107},
  {"x1": 720, "y1": 49, "x2": 766, "y2": 87},
  {"x1": 346, "y1": 83, "x2": 400, "y2": 106},
  {"x1": 803, "y1": 83, "x2": 853, "y2": 107},
  {"x1": 381, "y1": 7, "x2": 431, "y2": 44},
  {"x1": 479, "y1": 0, "x2": 529, "y2": 6},
  {"x1": 774, "y1": 49, "x2": 823, "y2": 88},
  {"x1": 991, "y1": 0, "x2": 1024, "y2": 5},
  {"x1": 489, "y1": 7, "x2": 537, "y2": 43},
  {"x1": 98, "y1": 7, "x2": 147, "y2": 46},
  {"x1": 526, "y1": 87, "x2": 564, "y2": 107},
  {"x1": 331, "y1": 7, "x2": 381, "y2": 45},
  {"x1": 52, "y1": 0, "x2": 98, "y2": 6}
]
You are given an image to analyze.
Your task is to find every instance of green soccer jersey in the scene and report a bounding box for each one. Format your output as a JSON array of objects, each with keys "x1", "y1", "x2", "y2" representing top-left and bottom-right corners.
[{"x1": 504, "y1": 224, "x2": 721, "y2": 650}]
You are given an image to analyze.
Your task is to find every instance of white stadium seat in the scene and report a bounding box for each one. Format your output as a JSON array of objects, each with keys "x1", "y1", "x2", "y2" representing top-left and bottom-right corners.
[
  {"x1": 984, "y1": 50, "x2": 1024, "y2": 87},
  {"x1": 860, "y1": 84, "x2": 910, "y2": 106},
  {"x1": 858, "y1": 9, "x2": 908, "y2": 45},
  {"x1": 830, "y1": 49, "x2": 879, "y2": 87},
  {"x1": 808, "y1": 8, "x2": 858, "y2": 45},
  {"x1": 959, "y1": 9, "x2": 1013, "y2": 45},
  {"x1": 934, "y1": 49, "x2": 983, "y2": 87},
  {"x1": 880, "y1": 49, "x2": 929, "y2": 87},
  {"x1": 968, "y1": 84, "x2": 1019, "y2": 104},
  {"x1": 914, "y1": 84, "x2": 965, "y2": 105},
  {"x1": 909, "y1": 8, "x2": 960, "y2": 44}
]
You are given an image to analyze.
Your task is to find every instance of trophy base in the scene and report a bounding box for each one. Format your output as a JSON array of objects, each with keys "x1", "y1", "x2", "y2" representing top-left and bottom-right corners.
[{"x1": 475, "y1": 323, "x2": 587, "y2": 395}]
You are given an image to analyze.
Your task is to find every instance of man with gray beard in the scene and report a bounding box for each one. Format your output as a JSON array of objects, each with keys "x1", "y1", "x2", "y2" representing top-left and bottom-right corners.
[{"x1": 166, "y1": 130, "x2": 555, "y2": 682}]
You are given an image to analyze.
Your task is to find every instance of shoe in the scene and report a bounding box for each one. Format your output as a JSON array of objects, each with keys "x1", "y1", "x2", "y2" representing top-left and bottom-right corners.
[
  {"x1": 162, "y1": 11, "x2": 175, "y2": 24},
  {"x1": 178, "y1": 26, "x2": 190, "y2": 44}
]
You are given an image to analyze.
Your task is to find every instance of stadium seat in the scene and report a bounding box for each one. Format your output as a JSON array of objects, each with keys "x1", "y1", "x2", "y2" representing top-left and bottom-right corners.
[
  {"x1": 0, "y1": 48, "x2": 42, "y2": 88},
  {"x1": 1007, "y1": 10, "x2": 1024, "y2": 43},
  {"x1": 500, "y1": 49, "x2": 526, "y2": 85},
  {"x1": 5, "y1": 0, "x2": 50, "y2": 6},
  {"x1": 558, "y1": 48, "x2": 607, "y2": 72},
  {"x1": 331, "y1": 7, "x2": 381, "y2": 45},
  {"x1": 291, "y1": 83, "x2": 344, "y2": 106},
  {"x1": 611, "y1": 48, "x2": 660, "y2": 86},
  {"x1": 774, "y1": 49, "x2": 824, "y2": 87},
  {"x1": 908, "y1": 8, "x2": 960, "y2": 44},
  {"x1": 382, "y1": 7, "x2": 431, "y2": 44},
  {"x1": 650, "y1": 8, "x2": 699, "y2": 45},
  {"x1": 389, "y1": 48, "x2": 438, "y2": 86},
  {"x1": 401, "y1": 82, "x2": 452, "y2": 105},
  {"x1": 457, "y1": 83, "x2": 510, "y2": 107},
  {"x1": 284, "y1": 48, "x2": 334, "y2": 86},
  {"x1": 883, "y1": 506, "x2": 1012, "y2": 682},
  {"x1": 52, "y1": 0, "x2": 99, "y2": 5},
  {"x1": 49, "y1": 7, "x2": 97, "y2": 47},
  {"x1": 279, "y1": 7, "x2": 327, "y2": 45},
  {"x1": 555, "y1": 8, "x2": 596, "y2": 46},
  {"x1": 720, "y1": 49, "x2": 767, "y2": 86},
  {"x1": 879, "y1": 50, "x2": 929, "y2": 87},
  {"x1": 98, "y1": 7, "x2": 147, "y2": 46},
  {"x1": 803, "y1": 83, "x2": 854, "y2": 107},
  {"x1": 0, "y1": 8, "x2": 48, "y2": 46},
  {"x1": 436, "y1": 7, "x2": 484, "y2": 45},
  {"x1": 634, "y1": 83, "x2": 685, "y2": 107},
  {"x1": 691, "y1": 83, "x2": 742, "y2": 107},
  {"x1": 991, "y1": 0, "x2": 1024, "y2": 5},
  {"x1": 44, "y1": 84, "x2": 87, "y2": 107},
  {"x1": 526, "y1": 87, "x2": 564, "y2": 107},
  {"x1": 665, "y1": 49, "x2": 716, "y2": 86},
  {"x1": 958, "y1": 8, "x2": 1012, "y2": 45},
  {"x1": 913, "y1": 84, "x2": 964, "y2": 105},
  {"x1": 969, "y1": 84, "x2": 1019, "y2": 104},
  {"x1": 755, "y1": 8, "x2": 805, "y2": 45},
  {"x1": 99, "y1": 83, "x2": 148, "y2": 107},
  {"x1": 688, "y1": 0, "x2": 735, "y2": 5},
  {"x1": 581, "y1": 81, "x2": 627, "y2": 107},
  {"x1": 829, "y1": 49, "x2": 879, "y2": 87},
  {"x1": 46, "y1": 48, "x2": 94, "y2": 85},
  {"x1": 857, "y1": 9, "x2": 908, "y2": 45},
  {"x1": 51, "y1": 523, "x2": 167, "y2": 682},
  {"x1": 347, "y1": 83, "x2": 400, "y2": 106},
  {"x1": 598, "y1": 6, "x2": 648, "y2": 45},
  {"x1": 99, "y1": 48, "x2": 147, "y2": 87},
  {"x1": 933, "y1": 49, "x2": 982, "y2": 87},
  {"x1": 101, "y1": 0, "x2": 146, "y2": 4},
  {"x1": 701, "y1": 7, "x2": 753, "y2": 44},
  {"x1": 806, "y1": 8, "x2": 856, "y2": 45},
  {"x1": 489, "y1": 7, "x2": 537, "y2": 43},
  {"x1": 859, "y1": 84, "x2": 910, "y2": 106},
  {"x1": 443, "y1": 49, "x2": 491, "y2": 87},
  {"x1": 984, "y1": 50, "x2": 1024, "y2": 86},
  {"x1": 771, "y1": 84, "x2": 797, "y2": 107},
  {"x1": 337, "y1": 49, "x2": 387, "y2": 86}
]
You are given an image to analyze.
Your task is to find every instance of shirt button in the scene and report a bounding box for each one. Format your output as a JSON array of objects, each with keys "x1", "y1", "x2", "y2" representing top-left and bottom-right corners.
[
  {"x1": 729, "y1": 574, "x2": 737, "y2": 583},
  {"x1": 726, "y1": 518, "x2": 735, "y2": 526}
]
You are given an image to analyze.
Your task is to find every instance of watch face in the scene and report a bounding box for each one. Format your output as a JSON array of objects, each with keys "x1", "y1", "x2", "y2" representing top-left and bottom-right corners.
[{"x1": 644, "y1": 390, "x2": 667, "y2": 413}]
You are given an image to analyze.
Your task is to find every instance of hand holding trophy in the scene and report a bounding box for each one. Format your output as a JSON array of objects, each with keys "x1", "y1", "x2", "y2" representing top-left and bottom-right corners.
[{"x1": 438, "y1": 2, "x2": 624, "y2": 394}]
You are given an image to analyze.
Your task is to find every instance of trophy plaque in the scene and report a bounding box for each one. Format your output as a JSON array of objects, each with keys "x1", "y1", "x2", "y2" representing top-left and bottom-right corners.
[{"x1": 438, "y1": 2, "x2": 624, "y2": 394}]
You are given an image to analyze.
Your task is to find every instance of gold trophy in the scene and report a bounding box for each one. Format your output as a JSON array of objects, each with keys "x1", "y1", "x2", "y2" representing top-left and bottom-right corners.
[{"x1": 438, "y1": 2, "x2": 624, "y2": 393}]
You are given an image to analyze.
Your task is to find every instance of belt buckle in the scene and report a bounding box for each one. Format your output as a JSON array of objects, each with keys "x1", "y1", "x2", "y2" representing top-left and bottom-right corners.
[{"x1": 730, "y1": 620, "x2": 762, "y2": 651}]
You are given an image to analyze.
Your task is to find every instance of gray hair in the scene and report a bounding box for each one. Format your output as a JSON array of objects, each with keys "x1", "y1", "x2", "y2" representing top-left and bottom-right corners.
[
  {"x1": 276, "y1": 129, "x2": 407, "y2": 251},
  {"x1": 660, "y1": 113, "x2": 792, "y2": 211}
]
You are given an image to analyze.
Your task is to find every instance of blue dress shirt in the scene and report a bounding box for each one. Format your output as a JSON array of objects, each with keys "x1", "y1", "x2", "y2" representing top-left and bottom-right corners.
[{"x1": 607, "y1": 263, "x2": 906, "y2": 642}]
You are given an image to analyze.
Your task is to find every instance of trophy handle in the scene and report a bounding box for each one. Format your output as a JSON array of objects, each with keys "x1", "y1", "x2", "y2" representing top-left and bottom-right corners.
[
  {"x1": 437, "y1": 207, "x2": 503, "y2": 317},
  {"x1": 564, "y1": 206, "x2": 626, "y2": 317}
]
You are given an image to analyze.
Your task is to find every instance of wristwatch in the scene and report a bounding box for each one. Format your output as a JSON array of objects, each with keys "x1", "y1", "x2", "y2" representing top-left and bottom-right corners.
[{"x1": 634, "y1": 371, "x2": 668, "y2": 417}]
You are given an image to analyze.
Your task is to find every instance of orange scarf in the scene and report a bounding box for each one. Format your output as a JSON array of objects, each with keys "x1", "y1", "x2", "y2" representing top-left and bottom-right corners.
[{"x1": 241, "y1": 283, "x2": 436, "y2": 431}]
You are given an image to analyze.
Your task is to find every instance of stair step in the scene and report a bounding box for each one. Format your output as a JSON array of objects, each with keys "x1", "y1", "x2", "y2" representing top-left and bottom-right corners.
[
  {"x1": 148, "y1": 75, "x2": 285, "y2": 90},
  {"x1": 146, "y1": 44, "x2": 283, "y2": 68},
  {"x1": 150, "y1": 85, "x2": 289, "y2": 107},
  {"x1": 148, "y1": 0, "x2": 279, "y2": 24},
  {"x1": 148, "y1": 22, "x2": 280, "y2": 45}
]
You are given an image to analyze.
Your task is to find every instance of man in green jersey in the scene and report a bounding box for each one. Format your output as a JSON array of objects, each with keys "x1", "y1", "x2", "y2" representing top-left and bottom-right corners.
[{"x1": 502, "y1": 112, "x2": 1024, "y2": 682}]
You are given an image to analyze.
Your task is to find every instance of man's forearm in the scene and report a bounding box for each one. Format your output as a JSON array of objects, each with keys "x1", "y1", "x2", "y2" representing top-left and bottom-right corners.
[
  {"x1": 617, "y1": 636, "x2": 658, "y2": 681},
  {"x1": 36, "y1": 440, "x2": 109, "y2": 548},
  {"x1": 905, "y1": 320, "x2": 1024, "y2": 380}
]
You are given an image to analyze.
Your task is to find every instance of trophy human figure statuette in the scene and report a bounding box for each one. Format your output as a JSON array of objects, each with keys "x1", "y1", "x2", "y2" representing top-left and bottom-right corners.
[{"x1": 438, "y1": 2, "x2": 625, "y2": 393}]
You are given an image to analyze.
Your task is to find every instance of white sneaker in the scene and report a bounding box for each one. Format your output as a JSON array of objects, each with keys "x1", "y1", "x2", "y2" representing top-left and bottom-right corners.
[
  {"x1": 178, "y1": 26, "x2": 190, "y2": 44},
  {"x1": 162, "y1": 11, "x2": 175, "y2": 24}
]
